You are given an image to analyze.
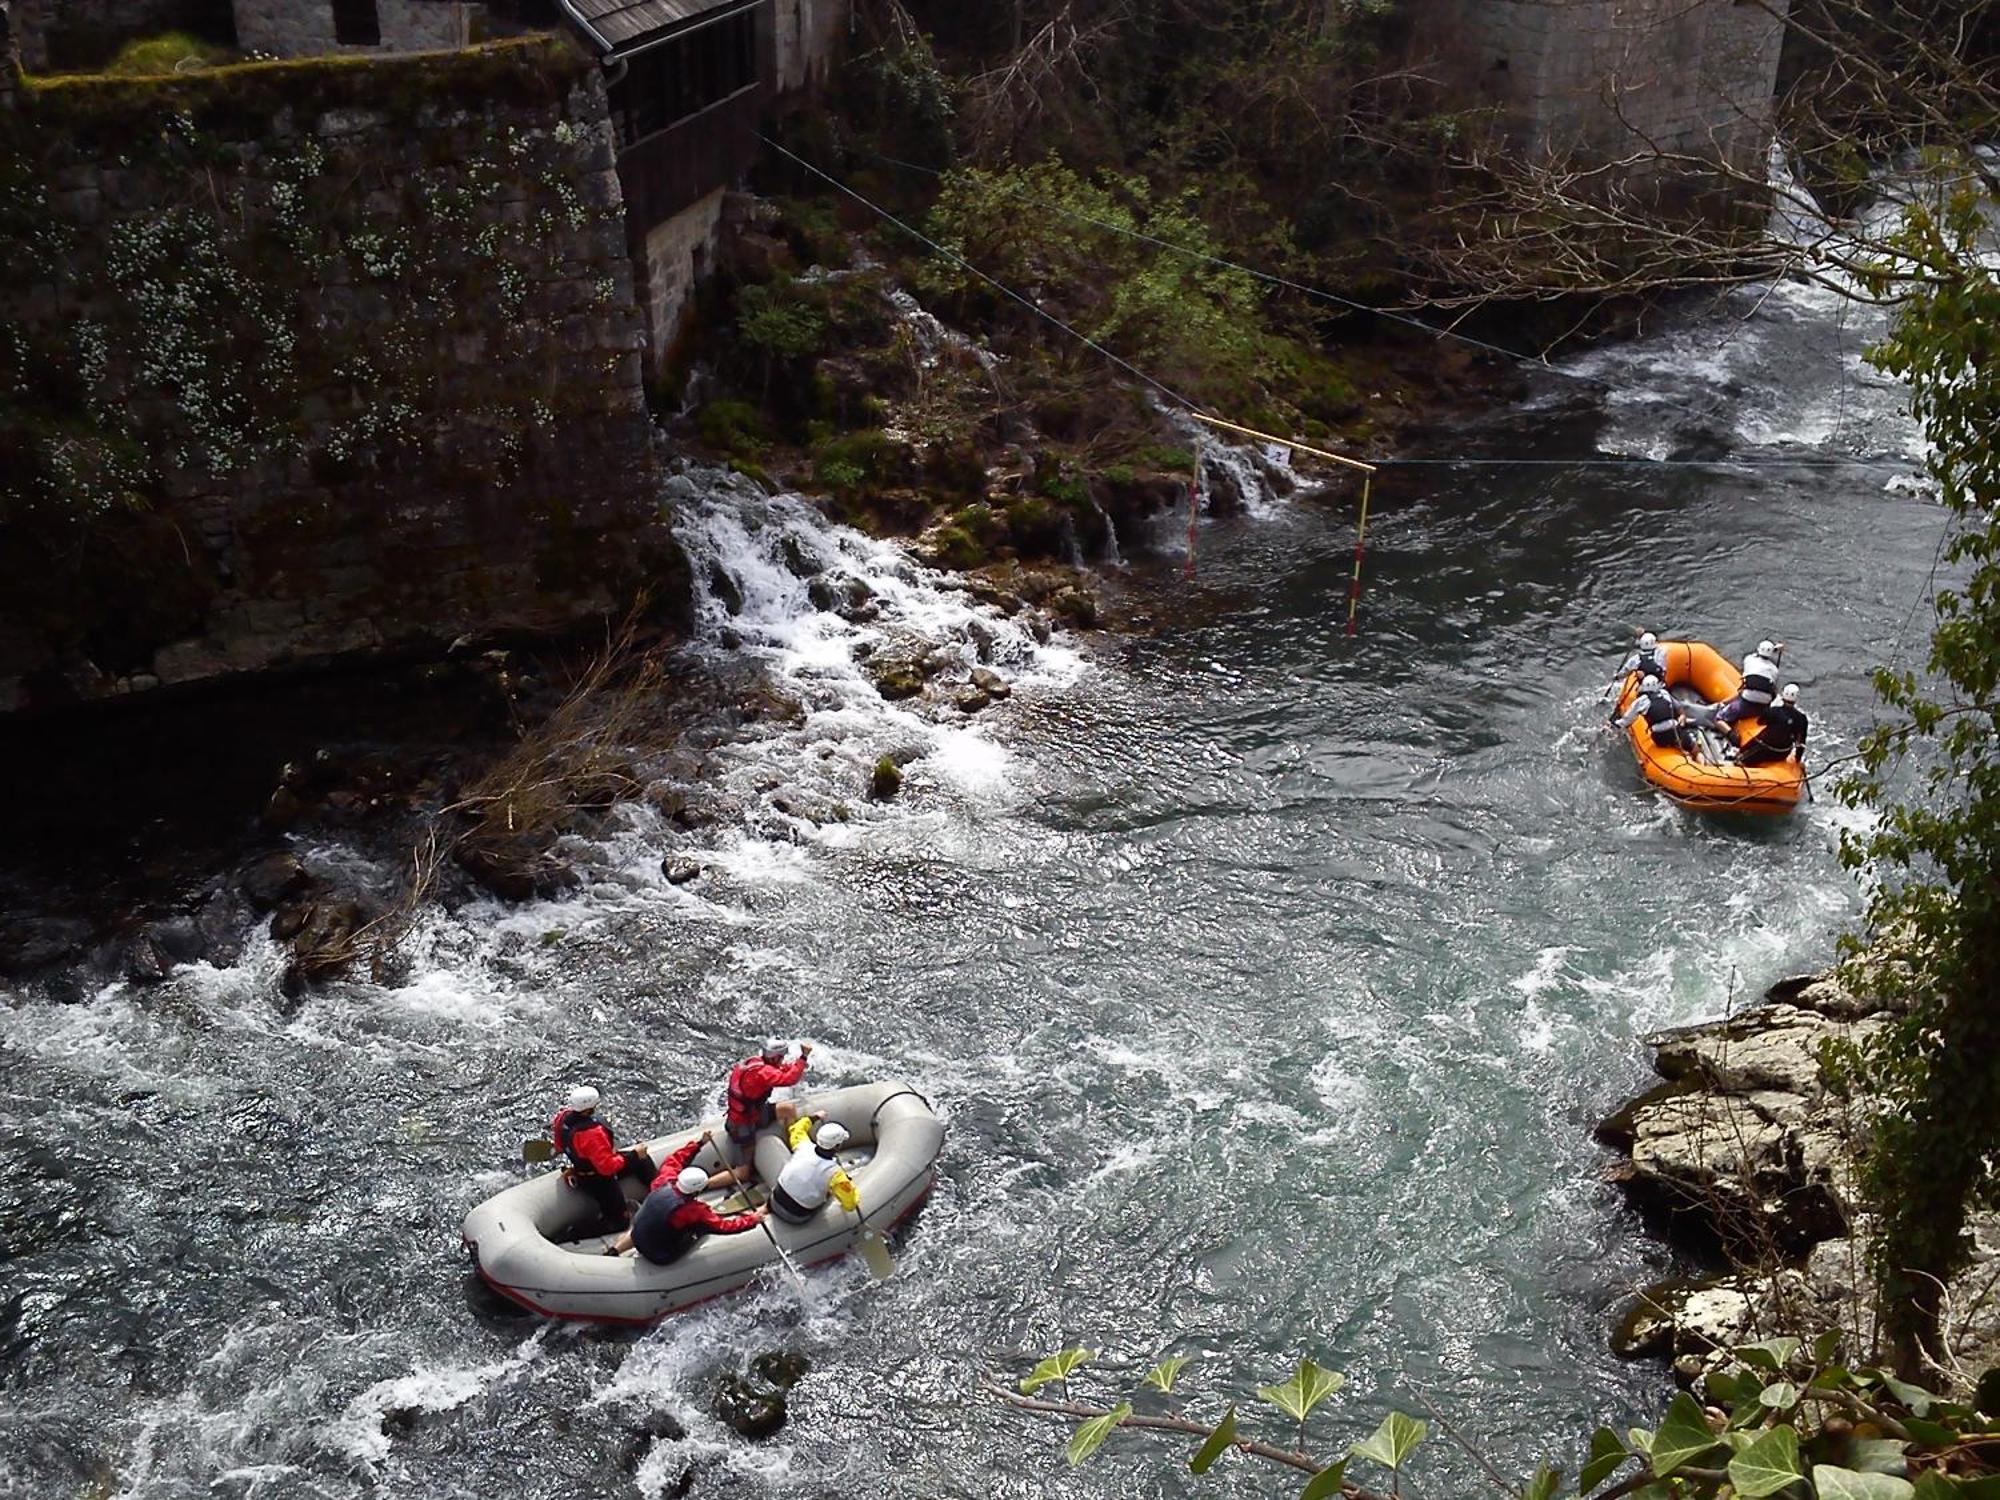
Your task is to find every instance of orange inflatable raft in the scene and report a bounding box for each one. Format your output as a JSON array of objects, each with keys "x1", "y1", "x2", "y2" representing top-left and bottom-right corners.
[{"x1": 1613, "y1": 640, "x2": 1805, "y2": 815}]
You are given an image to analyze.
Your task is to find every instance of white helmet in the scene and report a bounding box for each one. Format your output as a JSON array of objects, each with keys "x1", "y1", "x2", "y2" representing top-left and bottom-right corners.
[
  {"x1": 1758, "y1": 640, "x2": 1776, "y2": 657},
  {"x1": 815, "y1": 1121, "x2": 850, "y2": 1150},
  {"x1": 565, "y1": 1084, "x2": 600, "y2": 1113},
  {"x1": 675, "y1": 1166, "x2": 710, "y2": 1196},
  {"x1": 1781, "y1": 683, "x2": 1800, "y2": 704},
  {"x1": 1641, "y1": 673, "x2": 1663, "y2": 691},
  {"x1": 1638, "y1": 631, "x2": 1657, "y2": 650},
  {"x1": 761, "y1": 1037, "x2": 789, "y2": 1060}
]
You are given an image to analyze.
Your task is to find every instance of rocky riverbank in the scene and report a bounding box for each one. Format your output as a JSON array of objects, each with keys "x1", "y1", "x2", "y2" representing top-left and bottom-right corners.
[{"x1": 1598, "y1": 965, "x2": 2000, "y2": 1383}]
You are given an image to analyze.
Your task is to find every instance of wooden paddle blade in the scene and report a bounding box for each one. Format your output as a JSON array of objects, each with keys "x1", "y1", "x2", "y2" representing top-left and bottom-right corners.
[
  {"x1": 858, "y1": 1227, "x2": 893, "y2": 1281},
  {"x1": 522, "y1": 1138, "x2": 555, "y2": 1164}
]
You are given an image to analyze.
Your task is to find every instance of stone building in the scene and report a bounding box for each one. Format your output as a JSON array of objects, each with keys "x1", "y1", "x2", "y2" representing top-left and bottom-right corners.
[
  {"x1": 232, "y1": 0, "x2": 475, "y2": 57},
  {"x1": 1406, "y1": 0, "x2": 1792, "y2": 191}
]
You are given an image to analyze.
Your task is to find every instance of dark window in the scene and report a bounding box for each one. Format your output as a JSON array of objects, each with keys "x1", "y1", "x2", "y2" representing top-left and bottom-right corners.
[
  {"x1": 333, "y1": 0, "x2": 381, "y2": 44},
  {"x1": 608, "y1": 9, "x2": 760, "y2": 145}
]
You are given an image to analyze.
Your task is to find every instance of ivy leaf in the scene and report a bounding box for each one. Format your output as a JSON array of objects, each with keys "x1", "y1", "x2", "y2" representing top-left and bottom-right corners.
[
  {"x1": 1580, "y1": 1427, "x2": 1631, "y2": 1492},
  {"x1": 1901, "y1": 1417, "x2": 1954, "y2": 1449},
  {"x1": 1020, "y1": 1347, "x2": 1093, "y2": 1395},
  {"x1": 1812, "y1": 1465, "x2": 1916, "y2": 1500},
  {"x1": 1728, "y1": 1423, "x2": 1804, "y2": 1498},
  {"x1": 1065, "y1": 1402, "x2": 1131, "y2": 1466},
  {"x1": 1189, "y1": 1405, "x2": 1237, "y2": 1475},
  {"x1": 1846, "y1": 1439, "x2": 1910, "y2": 1476},
  {"x1": 1910, "y1": 1475, "x2": 1956, "y2": 1500},
  {"x1": 1737, "y1": 1338, "x2": 1803, "y2": 1373},
  {"x1": 1876, "y1": 1372, "x2": 1936, "y2": 1417},
  {"x1": 1142, "y1": 1354, "x2": 1193, "y2": 1394},
  {"x1": 1300, "y1": 1461, "x2": 1348, "y2": 1500},
  {"x1": 1760, "y1": 1380, "x2": 1802, "y2": 1409},
  {"x1": 1256, "y1": 1359, "x2": 1346, "y2": 1423},
  {"x1": 1351, "y1": 1411, "x2": 1426, "y2": 1471},
  {"x1": 1650, "y1": 1391, "x2": 1726, "y2": 1478},
  {"x1": 1523, "y1": 1463, "x2": 1561, "y2": 1500}
]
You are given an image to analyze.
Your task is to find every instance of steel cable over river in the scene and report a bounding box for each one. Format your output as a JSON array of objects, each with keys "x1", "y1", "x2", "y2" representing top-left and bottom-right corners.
[{"x1": 0, "y1": 273, "x2": 1943, "y2": 1498}]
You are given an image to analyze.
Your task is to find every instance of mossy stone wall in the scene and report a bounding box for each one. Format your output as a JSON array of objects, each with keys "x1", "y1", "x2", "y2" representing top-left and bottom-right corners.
[{"x1": 0, "y1": 36, "x2": 680, "y2": 712}]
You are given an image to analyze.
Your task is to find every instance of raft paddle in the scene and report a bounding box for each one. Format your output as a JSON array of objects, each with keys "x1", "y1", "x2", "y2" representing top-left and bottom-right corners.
[
  {"x1": 853, "y1": 1198, "x2": 894, "y2": 1281},
  {"x1": 523, "y1": 1137, "x2": 555, "y2": 1165},
  {"x1": 747, "y1": 1183, "x2": 810, "y2": 1292}
]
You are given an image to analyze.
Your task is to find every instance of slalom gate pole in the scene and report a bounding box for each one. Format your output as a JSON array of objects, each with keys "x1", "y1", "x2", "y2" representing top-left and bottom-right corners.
[
  {"x1": 1183, "y1": 412, "x2": 1378, "y2": 634},
  {"x1": 1347, "y1": 471, "x2": 1372, "y2": 638},
  {"x1": 1184, "y1": 476, "x2": 1199, "y2": 580}
]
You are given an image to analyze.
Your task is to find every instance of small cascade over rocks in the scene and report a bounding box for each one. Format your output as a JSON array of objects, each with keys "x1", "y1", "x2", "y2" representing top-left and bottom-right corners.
[{"x1": 658, "y1": 459, "x2": 1084, "y2": 840}]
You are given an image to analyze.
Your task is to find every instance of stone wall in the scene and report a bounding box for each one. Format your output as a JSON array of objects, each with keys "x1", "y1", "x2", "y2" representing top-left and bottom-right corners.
[
  {"x1": 771, "y1": 0, "x2": 843, "y2": 96},
  {"x1": 13, "y1": 0, "x2": 237, "y2": 68},
  {"x1": 232, "y1": 0, "x2": 470, "y2": 58},
  {"x1": 1408, "y1": 0, "x2": 1791, "y2": 185},
  {"x1": 633, "y1": 187, "x2": 724, "y2": 384},
  {"x1": 0, "y1": 36, "x2": 677, "y2": 713}
]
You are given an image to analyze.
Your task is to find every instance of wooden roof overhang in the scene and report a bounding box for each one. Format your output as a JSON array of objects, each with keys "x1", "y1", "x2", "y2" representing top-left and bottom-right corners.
[{"x1": 556, "y1": 0, "x2": 763, "y2": 60}]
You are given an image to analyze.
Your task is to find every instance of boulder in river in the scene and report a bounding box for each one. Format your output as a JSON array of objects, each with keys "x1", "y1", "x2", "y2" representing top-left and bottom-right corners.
[
  {"x1": 240, "y1": 852, "x2": 314, "y2": 911},
  {"x1": 712, "y1": 1371, "x2": 788, "y2": 1440}
]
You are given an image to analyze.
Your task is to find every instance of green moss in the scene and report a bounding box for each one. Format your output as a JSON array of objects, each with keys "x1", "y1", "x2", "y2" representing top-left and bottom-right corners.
[
  {"x1": 1004, "y1": 495, "x2": 1065, "y2": 556},
  {"x1": 103, "y1": 32, "x2": 235, "y2": 76},
  {"x1": 17, "y1": 35, "x2": 588, "y2": 152},
  {"x1": 1133, "y1": 444, "x2": 1194, "y2": 473},
  {"x1": 870, "y1": 753, "x2": 904, "y2": 798},
  {"x1": 925, "y1": 524, "x2": 985, "y2": 570},
  {"x1": 812, "y1": 428, "x2": 901, "y2": 494}
]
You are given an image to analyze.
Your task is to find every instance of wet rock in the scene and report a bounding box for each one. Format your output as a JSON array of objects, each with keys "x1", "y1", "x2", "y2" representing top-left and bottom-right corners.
[
  {"x1": 868, "y1": 658, "x2": 926, "y2": 701},
  {"x1": 241, "y1": 852, "x2": 314, "y2": 911},
  {"x1": 269, "y1": 901, "x2": 312, "y2": 942},
  {"x1": 124, "y1": 932, "x2": 171, "y2": 986},
  {"x1": 1050, "y1": 586, "x2": 1097, "y2": 628},
  {"x1": 193, "y1": 889, "x2": 247, "y2": 968},
  {"x1": 145, "y1": 915, "x2": 208, "y2": 966},
  {"x1": 1022, "y1": 611, "x2": 1052, "y2": 645},
  {"x1": 712, "y1": 1371, "x2": 788, "y2": 1440},
  {"x1": 0, "y1": 916, "x2": 93, "y2": 977},
  {"x1": 454, "y1": 837, "x2": 578, "y2": 903},
  {"x1": 750, "y1": 1351, "x2": 808, "y2": 1389},
  {"x1": 869, "y1": 755, "x2": 903, "y2": 801},
  {"x1": 619, "y1": 1408, "x2": 688, "y2": 1472},
  {"x1": 707, "y1": 561, "x2": 745, "y2": 617},
  {"x1": 955, "y1": 687, "x2": 991, "y2": 713},
  {"x1": 970, "y1": 666, "x2": 1011, "y2": 699},
  {"x1": 662, "y1": 857, "x2": 702, "y2": 886},
  {"x1": 777, "y1": 533, "x2": 824, "y2": 580}
]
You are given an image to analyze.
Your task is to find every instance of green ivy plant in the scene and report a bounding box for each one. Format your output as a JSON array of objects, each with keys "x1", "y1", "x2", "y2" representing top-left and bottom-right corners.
[{"x1": 999, "y1": 1334, "x2": 1999, "y2": 1500}]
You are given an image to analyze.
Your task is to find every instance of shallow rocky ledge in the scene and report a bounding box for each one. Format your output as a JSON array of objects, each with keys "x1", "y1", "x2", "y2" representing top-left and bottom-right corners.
[{"x1": 1598, "y1": 966, "x2": 2000, "y2": 1379}]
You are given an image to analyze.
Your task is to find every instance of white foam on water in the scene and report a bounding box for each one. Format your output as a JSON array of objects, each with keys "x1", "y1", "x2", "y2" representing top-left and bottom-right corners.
[{"x1": 325, "y1": 1334, "x2": 545, "y2": 1468}]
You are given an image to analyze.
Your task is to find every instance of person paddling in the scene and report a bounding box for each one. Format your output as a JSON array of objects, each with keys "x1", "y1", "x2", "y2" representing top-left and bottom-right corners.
[
  {"x1": 1713, "y1": 639, "x2": 1785, "y2": 729},
  {"x1": 550, "y1": 1085, "x2": 656, "y2": 1231},
  {"x1": 769, "y1": 1112, "x2": 860, "y2": 1225},
  {"x1": 608, "y1": 1136, "x2": 763, "y2": 1263},
  {"x1": 1608, "y1": 628, "x2": 1672, "y2": 712},
  {"x1": 722, "y1": 1039, "x2": 812, "y2": 1177},
  {"x1": 1736, "y1": 683, "x2": 1809, "y2": 766},
  {"x1": 1614, "y1": 673, "x2": 1698, "y2": 753}
]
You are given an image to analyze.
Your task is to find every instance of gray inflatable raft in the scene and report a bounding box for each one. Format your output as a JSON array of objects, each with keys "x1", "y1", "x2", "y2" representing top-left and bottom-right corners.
[{"x1": 462, "y1": 1081, "x2": 942, "y2": 1323}]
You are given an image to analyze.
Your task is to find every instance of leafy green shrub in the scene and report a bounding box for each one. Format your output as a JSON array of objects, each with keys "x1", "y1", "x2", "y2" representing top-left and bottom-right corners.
[
  {"x1": 695, "y1": 399, "x2": 769, "y2": 461},
  {"x1": 774, "y1": 196, "x2": 850, "y2": 270},
  {"x1": 923, "y1": 158, "x2": 1264, "y2": 398},
  {"x1": 735, "y1": 281, "x2": 827, "y2": 361}
]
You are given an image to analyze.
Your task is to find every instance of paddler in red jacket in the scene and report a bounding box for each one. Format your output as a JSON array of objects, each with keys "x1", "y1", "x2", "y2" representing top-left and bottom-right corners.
[
  {"x1": 549, "y1": 1084, "x2": 656, "y2": 1230},
  {"x1": 607, "y1": 1135, "x2": 762, "y2": 1263},
  {"x1": 721, "y1": 1038, "x2": 812, "y2": 1176}
]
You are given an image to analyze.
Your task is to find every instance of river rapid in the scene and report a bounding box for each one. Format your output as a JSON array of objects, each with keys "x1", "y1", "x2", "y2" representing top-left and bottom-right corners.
[{"x1": 0, "y1": 272, "x2": 1941, "y2": 1499}]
